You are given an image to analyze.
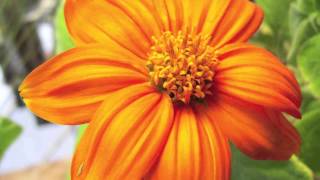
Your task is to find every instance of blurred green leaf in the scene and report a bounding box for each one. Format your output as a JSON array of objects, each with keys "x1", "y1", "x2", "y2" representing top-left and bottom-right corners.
[
  {"x1": 0, "y1": 117, "x2": 22, "y2": 159},
  {"x1": 300, "y1": 86, "x2": 320, "y2": 115},
  {"x1": 289, "y1": 3, "x2": 308, "y2": 36},
  {"x1": 254, "y1": 0, "x2": 293, "y2": 60},
  {"x1": 296, "y1": 110, "x2": 320, "y2": 175},
  {"x1": 306, "y1": 100, "x2": 320, "y2": 113},
  {"x1": 288, "y1": 12, "x2": 320, "y2": 63},
  {"x1": 250, "y1": 24, "x2": 274, "y2": 48},
  {"x1": 55, "y1": 1, "x2": 74, "y2": 53},
  {"x1": 298, "y1": 34, "x2": 320, "y2": 98},
  {"x1": 256, "y1": 0, "x2": 292, "y2": 29},
  {"x1": 232, "y1": 146, "x2": 313, "y2": 180},
  {"x1": 296, "y1": 0, "x2": 320, "y2": 13},
  {"x1": 301, "y1": 88, "x2": 317, "y2": 114}
]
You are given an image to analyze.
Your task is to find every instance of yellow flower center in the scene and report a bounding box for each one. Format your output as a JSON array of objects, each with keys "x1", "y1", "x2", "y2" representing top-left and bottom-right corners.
[{"x1": 147, "y1": 31, "x2": 219, "y2": 104}]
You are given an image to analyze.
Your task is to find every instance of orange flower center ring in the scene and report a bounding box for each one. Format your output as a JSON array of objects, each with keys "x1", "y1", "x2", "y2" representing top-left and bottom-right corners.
[{"x1": 147, "y1": 31, "x2": 219, "y2": 104}]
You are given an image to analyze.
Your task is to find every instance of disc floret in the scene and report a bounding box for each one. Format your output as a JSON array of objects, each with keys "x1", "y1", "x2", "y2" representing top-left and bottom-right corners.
[{"x1": 147, "y1": 31, "x2": 219, "y2": 103}]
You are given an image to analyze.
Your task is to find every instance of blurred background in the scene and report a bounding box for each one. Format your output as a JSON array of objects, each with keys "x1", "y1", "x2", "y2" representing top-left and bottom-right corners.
[
  {"x1": 0, "y1": 0, "x2": 320, "y2": 180},
  {"x1": 0, "y1": 0, "x2": 76, "y2": 179}
]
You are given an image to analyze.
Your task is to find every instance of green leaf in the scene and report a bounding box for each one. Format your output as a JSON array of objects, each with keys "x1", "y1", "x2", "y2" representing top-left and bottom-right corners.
[
  {"x1": 288, "y1": 12, "x2": 320, "y2": 63},
  {"x1": 301, "y1": 88, "x2": 316, "y2": 114},
  {"x1": 231, "y1": 145, "x2": 313, "y2": 180},
  {"x1": 256, "y1": 0, "x2": 292, "y2": 30},
  {"x1": 250, "y1": 24, "x2": 274, "y2": 49},
  {"x1": 306, "y1": 100, "x2": 320, "y2": 112},
  {"x1": 0, "y1": 117, "x2": 22, "y2": 159},
  {"x1": 296, "y1": 109, "x2": 320, "y2": 176},
  {"x1": 300, "y1": 87, "x2": 320, "y2": 115},
  {"x1": 300, "y1": 86, "x2": 320, "y2": 114},
  {"x1": 54, "y1": 1, "x2": 74, "y2": 53},
  {"x1": 254, "y1": 0, "x2": 293, "y2": 61},
  {"x1": 296, "y1": 0, "x2": 320, "y2": 13},
  {"x1": 298, "y1": 34, "x2": 320, "y2": 98},
  {"x1": 288, "y1": 3, "x2": 308, "y2": 36}
]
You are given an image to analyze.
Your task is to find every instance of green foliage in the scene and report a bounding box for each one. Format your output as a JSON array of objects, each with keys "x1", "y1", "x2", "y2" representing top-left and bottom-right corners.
[
  {"x1": 296, "y1": 110, "x2": 320, "y2": 176},
  {"x1": 231, "y1": 146, "x2": 313, "y2": 180},
  {"x1": 288, "y1": 13, "x2": 320, "y2": 64},
  {"x1": 0, "y1": 117, "x2": 22, "y2": 159},
  {"x1": 289, "y1": 3, "x2": 308, "y2": 36},
  {"x1": 253, "y1": 0, "x2": 292, "y2": 60},
  {"x1": 295, "y1": 0, "x2": 320, "y2": 13},
  {"x1": 301, "y1": 88, "x2": 320, "y2": 114},
  {"x1": 256, "y1": 0, "x2": 292, "y2": 30},
  {"x1": 298, "y1": 35, "x2": 320, "y2": 98}
]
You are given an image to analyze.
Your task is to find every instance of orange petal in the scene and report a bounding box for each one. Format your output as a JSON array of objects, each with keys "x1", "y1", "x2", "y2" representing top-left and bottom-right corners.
[
  {"x1": 139, "y1": 0, "x2": 229, "y2": 34},
  {"x1": 19, "y1": 45, "x2": 148, "y2": 125},
  {"x1": 65, "y1": 0, "x2": 151, "y2": 58},
  {"x1": 188, "y1": 0, "x2": 231, "y2": 34},
  {"x1": 214, "y1": 43, "x2": 301, "y2": 118},
  {"x1": 66, "y1": 0, "x2": 262, "y2": 54},
  {"x1": 228, "y1": 5, "x2": 264, "y2": 43},
  {"x1": 107, "y1": 0, "x2": 163, "y2": 37},
  {"x1": 195, "y1": 109, "x2": 231, "y2": 180},
  {"x1": 71, "y1": 86, "x2": 174, "y2": 179},
  {"x1": 200, "y1": 95, "x2": 301, "y2": 160},
  {"x1": 147, "y1": 107, "x2": 230, "y2": 180},
  {"x1": 139, "y1": 0, "x2": 177, "y2": 33},
  {"x1": 201, "y1": 0, "x2": 263, "y2": 48},
  {"x1": 103, "y1": 0, "x2": 262, "y2": 41}
]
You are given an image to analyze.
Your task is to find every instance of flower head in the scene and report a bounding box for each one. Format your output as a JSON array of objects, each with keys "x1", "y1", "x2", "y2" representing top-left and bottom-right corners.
[{"x1": 19, "y1": 0, "x2": 301, "y2": 179}]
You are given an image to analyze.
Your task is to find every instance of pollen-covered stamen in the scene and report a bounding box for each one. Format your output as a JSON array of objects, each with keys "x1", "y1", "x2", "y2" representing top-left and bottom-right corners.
[{"x1": 147, "y1": 31, "x2": 219, "y2": 104}]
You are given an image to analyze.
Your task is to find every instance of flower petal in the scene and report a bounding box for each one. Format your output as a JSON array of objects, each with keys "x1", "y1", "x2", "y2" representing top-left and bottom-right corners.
[
  {"x1": 65, "y1": 0, "x2": 151, "y2": 58},
  {"x1": 92, "y1": 0, "x2": 262, "y2": 43},
  {"x1": 107, "y1": 0, "x2": 163, "y2": 37},
  {"x1": 106, "y1": 0, "x2": 183, "y2": 34},
  {"x1": 19, "y1": 45, "x2": 148, "y2": 125},
  {"x1": 148, "y1": 107, "x2": 230, "y2": 180},
  {"x1": 200, "y1": 95, "x2": 301, "y2": 160},
  {"x1": 214, "y1": 43, "x2": 301, "y2": 118},
  {"x1": 196, "y1": 109, "x2": 231, "y2": 180},
  {"x1": 71, "y1": 85, "x2": 174, "y2": 179},
  {"x1": 177, "y1": 0, "x2": 231, "y2": 34},
  {"x1": 201, "y1": 0, "x2": 263, "y2": 48}
]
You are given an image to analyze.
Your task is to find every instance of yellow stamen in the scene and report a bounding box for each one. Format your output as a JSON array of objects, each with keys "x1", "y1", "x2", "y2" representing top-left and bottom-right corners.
[{"x1": 147, "y1": 31, "x2": 219, "y2": 104}]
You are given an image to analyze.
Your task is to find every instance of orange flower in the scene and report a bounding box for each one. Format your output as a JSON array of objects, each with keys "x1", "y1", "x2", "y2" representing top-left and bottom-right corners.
[{"x1": 19, "y1": 0, "x2": 301, "y2": 179}]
